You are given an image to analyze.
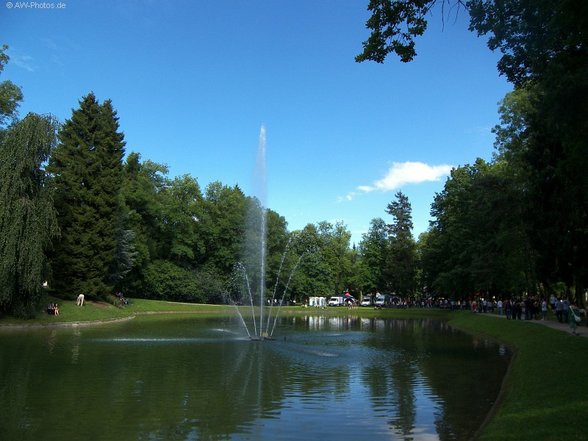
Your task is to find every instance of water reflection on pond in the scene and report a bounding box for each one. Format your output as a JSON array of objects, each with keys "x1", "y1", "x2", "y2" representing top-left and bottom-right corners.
[{"x1": 0, "y1": 316, "x2": 510, "y2": 441}]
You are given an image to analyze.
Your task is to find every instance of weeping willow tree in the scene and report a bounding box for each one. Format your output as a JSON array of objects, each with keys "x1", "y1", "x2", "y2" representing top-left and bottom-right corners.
[{"x1": 0, "y1": 113, "x2": 60, "y2": 317}]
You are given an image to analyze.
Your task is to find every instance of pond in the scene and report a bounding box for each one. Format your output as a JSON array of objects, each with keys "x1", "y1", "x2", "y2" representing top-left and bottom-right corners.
[{"x1": 0, "y1": 315, "x2": 510, "y2": 441}]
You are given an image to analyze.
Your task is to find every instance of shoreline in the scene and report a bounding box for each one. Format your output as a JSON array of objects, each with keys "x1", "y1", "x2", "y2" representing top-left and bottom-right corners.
[
  {"x1": 0, "y1": 315, "x2": 136, "y2": 330},
  {"x1": 2, "y1": 307, "x2": 585, "y2": 336}
]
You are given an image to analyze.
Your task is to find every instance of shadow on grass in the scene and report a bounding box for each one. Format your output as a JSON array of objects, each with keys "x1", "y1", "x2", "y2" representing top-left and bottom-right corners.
[{"x1": 450, "y1": 312, "x2": 588, "y2": 440}]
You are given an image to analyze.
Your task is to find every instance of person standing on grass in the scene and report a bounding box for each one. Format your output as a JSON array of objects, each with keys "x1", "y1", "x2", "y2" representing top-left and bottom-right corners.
[
  {"x1": 515, "y1": 300, "x2": 523, "y2": 320},
  {"x1": 569, "y1": 303, "x2": 579, "y2": 335},
  {"x1": 563, "y1": 299, "x2": 570, "y2": 323},
  {"x1": 550, "y1": 294, "x2": 557, "y2": 312},
  {"x1": 505, "y1": 299, "x2": 512, "y2": 320},
  {"x1": 541, "y1": 299, "x2": 547, "y2": 320},
  {"x1": 556, "y1": 299, "x2": 564, "y2": 322}
]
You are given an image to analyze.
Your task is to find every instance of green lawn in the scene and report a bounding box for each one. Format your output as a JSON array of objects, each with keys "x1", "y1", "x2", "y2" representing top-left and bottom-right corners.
[
  {"x1": 0, "y1": 296, "x2": 235, "y2": 325},
  {"x1": 0, "y1": 296, "x2": 132, "y2": 325},
  {"x1": 449, "y1": 312, "x2": 588, "y2": 440}
]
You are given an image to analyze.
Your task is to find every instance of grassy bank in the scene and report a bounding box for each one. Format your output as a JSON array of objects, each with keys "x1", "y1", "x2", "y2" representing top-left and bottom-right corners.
[
  {"x1": 449, "y1": 312, "x2": 588, "y2": 440},
  {"x1": 0, "y1": 296, "x2": 132, "y2": 325},
  {"x1": 0, "y1": 297, "x2": 236, "y2": 326},
  {"x1": 2, "y1": 300, "x2": 587, "y2": 440}
]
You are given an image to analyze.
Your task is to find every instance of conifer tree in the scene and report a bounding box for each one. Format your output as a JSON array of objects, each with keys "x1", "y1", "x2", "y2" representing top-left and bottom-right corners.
[
  {"x1": 385, "y1": 191, "x2": 417, "y2": 297},
  {"x1": 48, "y1": 93, "x2": 125, "y2": 298}
]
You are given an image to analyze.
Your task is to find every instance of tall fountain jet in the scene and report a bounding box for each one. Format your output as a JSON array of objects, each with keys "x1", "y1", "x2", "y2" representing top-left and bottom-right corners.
[
  {"x1": 253, "y1": 125, "x2": 267, "y2": 339},
  {"x1": 232, "y1": 126, "x2": 308, "y2": 340},
  {"x1": 238, "y1": 126, "x2": 269, "y2": 340}
]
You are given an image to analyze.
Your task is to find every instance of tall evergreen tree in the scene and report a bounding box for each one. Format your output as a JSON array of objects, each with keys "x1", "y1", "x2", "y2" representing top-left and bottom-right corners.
[
  {"x1": 0, "y1": 113, "x2": 59, "y2": 317},
  {"x1": 385, "y1": 191, "x2": 417, "y2": 297},
  {"x1": 48, "y1": 93, "x2": 125, "y2": 298}
]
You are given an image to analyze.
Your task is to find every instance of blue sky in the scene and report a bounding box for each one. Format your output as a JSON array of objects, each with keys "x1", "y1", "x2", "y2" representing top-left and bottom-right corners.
[{"x1": 2, "y1": 0, "x2": 511, "y2": 244}]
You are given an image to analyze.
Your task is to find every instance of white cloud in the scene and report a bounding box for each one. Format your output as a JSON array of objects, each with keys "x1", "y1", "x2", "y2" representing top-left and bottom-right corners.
[
  {"x1": 13, "y1": 55, "x2": 37, "y2": 72},
  {"x1": 341, "y1": 161, "x2": 453, "y2": 201},
  {"x1": 337, "y1": 192, "x2": 357, "y2": 203},
  {"x1": 368, "y1": 161, "x2": 453, "y2": 192},
  {"x1": 7, "y1": 48, "x2": 37, "y2": 72}
]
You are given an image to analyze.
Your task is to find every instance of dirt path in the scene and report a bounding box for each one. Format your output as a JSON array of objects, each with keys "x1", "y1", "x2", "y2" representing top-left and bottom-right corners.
[
  {"x1": 489, "y1": 313, "x2": 588, "y2": 337},
  {"x1": 530, "y1": 317, "x2": 588, "y2": 337}
]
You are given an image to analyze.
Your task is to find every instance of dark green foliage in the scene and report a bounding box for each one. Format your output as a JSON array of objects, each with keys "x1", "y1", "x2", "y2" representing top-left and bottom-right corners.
[
  {"x1": 356, "y1": 0, "x2": 437, "y2": 63},
  {"x1": 316, "y1": 221, "x2": 354, "y2": 295},
  {"x1": 355, "y1": 195, "x2": 419, "y2": 298},
  {"x1": 119, "y1": 153, "x2": 168, "y2": 295},
  {"x1": 200, "y1": 181, "x2": 247, "y2": 278},
  {"x1": 288, "y1": 223, "x2": 342, "y2": 299},
  {"x1": 482, "y1": 1, "x2": 588, "y2": 301},
  {"x1": 493, "y1": 84, "x2": 588, "y2": 301},
  {"x1": 48, "y1": 93, "x2": 125, "y2": 299},
  {"x1": 0, "y1": 113, "x2": 59, "y2": 317},
  {"x1": 158, "y1": 174, "x2": 206, "y2": 265},
  {"x1": 358, "y1": 1, "x2": 588, "y2": 302},
  {"x1": 143, "y1": 260, "x2": 201, "y2": 302},
  {"x1": 119, "y1": 164, "x2": 267, "y2": 303},
  {"x1": 422, "y1": 160, "x2": 534, "y2": 297},
  {"x1": 357, "y1": 1, "x2": 587, "y2": 86},
  {"x1": 264, "y1": 208, "x2": 292, "y2": 299},
  {"x1": 0, "y1": 45, "x2": 23, "y2": 127},
  {"x1": 469, "y1": 0, "x2": 588, "y2": 86},
  {"x1": 141, "y1": 261, "x2": 226, "y2": 304},
  {"x1": 357, "y1": 218, "x2": 389, "y2": 292},
  {"x1": 108, "y1": 218, "x2": 137, "y2": 288},
  {"x1": 385, "y1": 191, "x2": 417, "y2": 296}
]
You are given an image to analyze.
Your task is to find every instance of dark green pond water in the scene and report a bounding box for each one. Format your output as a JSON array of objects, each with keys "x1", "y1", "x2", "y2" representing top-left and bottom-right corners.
[{"x1": 0, "y1": 316, "x2": 510, "y2": 441}]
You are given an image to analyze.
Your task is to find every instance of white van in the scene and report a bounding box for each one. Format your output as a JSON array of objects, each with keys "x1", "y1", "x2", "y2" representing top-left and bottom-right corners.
[
  {"x1": 361, "y1": 297, "x2": 372, "y2": 307},
  {"x1": 328, "y1": 296, "x2": 344, "y2": 306},
  {"x1": 374, "y1": 293, "x2": 386, "y2": 307}
]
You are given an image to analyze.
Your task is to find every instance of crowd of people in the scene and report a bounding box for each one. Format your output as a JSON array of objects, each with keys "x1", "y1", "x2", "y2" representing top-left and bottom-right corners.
[
  {"x1": 463, "y1": 295, "x2": 585, "y2": 336},
  {"x1": 469, "y1": 295, "x2": 585, "y2": 324},
  {"x1": 368, "y1": 294, "x2": 586, "y2": 329}
]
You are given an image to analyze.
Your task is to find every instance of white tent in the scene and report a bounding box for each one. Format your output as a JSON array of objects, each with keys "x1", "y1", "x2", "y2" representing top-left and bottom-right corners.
[{"x1": 308, "y1": 296, "x2": 326, "y2": 308}]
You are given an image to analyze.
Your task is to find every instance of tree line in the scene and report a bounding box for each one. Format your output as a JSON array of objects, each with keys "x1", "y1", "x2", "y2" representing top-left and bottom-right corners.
[
  {"x1": 1, "y1": 0, "x2": 586, "y2": 316},
  {"x1": 357, "y1": 0, "x2": 587, "y2": 304}
]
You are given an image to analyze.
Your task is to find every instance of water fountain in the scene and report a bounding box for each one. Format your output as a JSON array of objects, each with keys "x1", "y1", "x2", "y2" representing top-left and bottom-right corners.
[
  {"x1": 232, "y1": 236, "x2": 307, "y2": 340},
  {"x1": 230, "y1": 126, "x2": 306, "y2": 340}
]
